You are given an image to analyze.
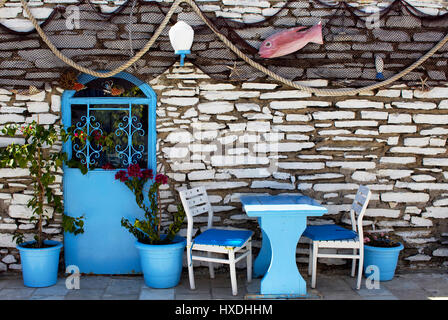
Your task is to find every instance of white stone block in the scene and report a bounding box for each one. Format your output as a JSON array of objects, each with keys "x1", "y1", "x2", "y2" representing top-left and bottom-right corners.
[
  {"x1": 414, "y1": 87, "x2": 448, "y2": 99},
  {"x1": 336, "y1": 100, "x2": 383, "y2": 109},
  {"x1": 162, "y1": 147, "x2": 189, "y2": 159},
  {"x1": 429, "y1": 138, "x2": 446, "y2": 147},
  {"x1": 201, "y1": 91, "x2": 259, "y2": 101},
  {"x1": 191, "y1": 122, "x2": 225, "y2": 131},
  {"x1": 411, "y1": 216, "x2": 433, "y2": 227},
  {"x1": 335, "y1": 120, "x2": 378, "y2": 127},
  {"x1": 259, "y1": 90, "x2": 311, "y2": 99},
  {"x1": 190, "y1": 181, "x2": 248, "y2": 190},
  {"x1": 432, "y1": 248, "x2": 448, "y2": 257},
  {"x1": 388, "y1": 113, "x2": 411, "y2": 123},
  {"x1": 379, "y1": 125, "x2": 416, "y2": 133},
  {"x1": 285, "y1": 114, "x2": 312, "y2": 122},
  {"x1": 247, "y1": 121, "x2": 270, "y2": 132},
  {"x1": 187, "y1": 170, "x2": 215, "y2": 181},
  {"x1": 298, "y1": 173, "x2": 344, "y2": 182},
  {"x1": 27, "y1": 113, "x2": 58, "y2": 124},
  {"x1": 361, "y1": 111, "x2": 388, "y2": 120},
  {"x1": 241, "y1": 83, "x2": 277, "y2": 90},
  {"x1": 439, "y1": 100, "x2": 448, "y2": 109},
  {"x1": 389, "y1": 147, "x2": 445, "y2": 155},
  {"x1": 326, "y1": 161, "x2": 375, "y2": 169},
  {"x1": 413, "y1": 114, "x2": 448, "y2": 124},
  {"x1": 51, "y1": 95, "x2": 61, "y2": 112},
  {"x1": 270, "y1": 100, "x2": 330, "y2": 109},
  {"x1": 381, "y1": 192, "x2": 429, "y2": 203},
  {"x1": 198, "y1": 101, "x2": 234, "y2": 114},
  {"x1": 0, "y1": 168, "x2": 30, "y2": 178},
  {"x1": 273, "y1": 124, "x2": 314, "y2": 132},
  {"x1": 165, "y1": 131, "x2": 193, "y2": 144},
  {"x1": 376, "y1": 89, "x2": 401, "y2": 97},
  {"x1": 235, "y1": 103, "x2": 260, "y2": 112},
  {"x1": 277, "y1": 161, "x2": 324, "y2": 170},
  {"x1": 199, "y1": 83, "x2": 236, "y2": 91},
  {"x1": 313, "y1": 111, "x2": 355, "y2": 120},
  {"x1": 210, "y1": 155, "x2": 269, "y2": 167},
  {"x1": 313, "y1": 183, "x2": 359, "y2": 192},
  {"x1": 379, "y1": 157, "x2": 416, "y2": 164},
  {"x1": 392, "y1": 101, "x2": 437, "y2": 110},
  {"x1": 365, "y1": 209, "x2": 400, "y2": 218},
  {"x1": 420, "y1": 127, "x2": 448, "y2": 135},
  {"x1": 351, "y1": 171, "x2": 376, "y2": 182},
  {"x1": 226, "y1": 168, "x2": 271, "y2": 178},
  {"x1": 251, "y1": 180, "x2": 295, "y2": 190},
  {"x1": 253, "y1": 142, "x2": 314, "y2": 152},
  {"x1": 27, "y1": 102, "x2": 49, "y2": 113},
  {"x1": 404, "y1": 137, "x2": 430, "y2": 147},
  {"x1": 0, "y1": 234, "x2": 16, "y2": 248},
  {"x1": 160, "y1": 97, "x2": 199, "y2": 106},
  {"x1": 422, "y1": 207, "x2": 448, "y2": 218},
  {"x1": 0, "y1": 114, "x2": 25, "y2": 124}
]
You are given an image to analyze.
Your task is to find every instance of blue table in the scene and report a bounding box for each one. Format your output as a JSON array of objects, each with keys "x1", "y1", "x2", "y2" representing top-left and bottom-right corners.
[{"x1": 240, "y1": 195, "x2": 327, "y2": 298}]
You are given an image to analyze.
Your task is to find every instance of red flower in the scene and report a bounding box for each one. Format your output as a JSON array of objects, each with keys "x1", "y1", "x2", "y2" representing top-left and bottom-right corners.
[
  {"x1": 102, "y1": 163, "x2": 114, "y2": 170},
  {"x1": 115, "y1": 170, "x2": 128, "y2": 182},
  {"x1": 142, "y1": 169, "x2": 153, "y2": 180},
  {"x1": 127, "y1": 163, "x2": 143, "y2": 178},
  {"x1": 155, "y1": 173, "x2": 168, "y2": 185},
  {"x1": 92, "y1": 130, "x2": 101, "y2": 141}
]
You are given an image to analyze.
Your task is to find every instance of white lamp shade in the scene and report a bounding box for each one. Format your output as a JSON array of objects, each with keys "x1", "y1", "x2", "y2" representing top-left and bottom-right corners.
[{"x1": 169, "y1": 21, "x2": 194, "y2": 52}]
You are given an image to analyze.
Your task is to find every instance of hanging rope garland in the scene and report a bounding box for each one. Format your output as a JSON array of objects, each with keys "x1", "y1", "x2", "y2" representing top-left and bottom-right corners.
[{"x1": 2, "y1": 0, "x2": 448, "y2": 95}]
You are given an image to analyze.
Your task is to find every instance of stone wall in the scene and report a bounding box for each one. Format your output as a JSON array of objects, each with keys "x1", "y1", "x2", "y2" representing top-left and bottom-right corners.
[{"x1": 0, "y1": 0, "x2": 448, "y2": 272}]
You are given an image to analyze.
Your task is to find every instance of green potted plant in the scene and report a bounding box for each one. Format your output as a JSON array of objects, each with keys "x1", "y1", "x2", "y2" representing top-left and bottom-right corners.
[
  {"x1": 0, "y1": 122, "x2": 85, "y2": 287},
  {"x1": 363, "y1": 232, "x2": 404, "y2": 281},
  {"x1": 0, "y1": 122, "x2": 67, "y2": 287},
  {"x1": 117, "y1": 164, "x2": 186, "y2": 288}
]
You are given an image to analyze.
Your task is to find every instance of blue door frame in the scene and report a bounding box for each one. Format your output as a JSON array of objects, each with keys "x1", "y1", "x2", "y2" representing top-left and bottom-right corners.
[{"x1": 62, "y1": 72, "x2": 157, "y2": 274}]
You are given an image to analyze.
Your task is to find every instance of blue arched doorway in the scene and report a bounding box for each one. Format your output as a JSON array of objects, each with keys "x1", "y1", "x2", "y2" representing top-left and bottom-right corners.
[{"x1": 62, "y1": 72, "x2": 156, "y2": 274}]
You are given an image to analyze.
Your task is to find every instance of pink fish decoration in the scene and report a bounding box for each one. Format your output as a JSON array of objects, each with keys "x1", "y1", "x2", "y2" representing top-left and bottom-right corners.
[{"x1": 259, "y1": 22, "x2": 323, "y2": 58}]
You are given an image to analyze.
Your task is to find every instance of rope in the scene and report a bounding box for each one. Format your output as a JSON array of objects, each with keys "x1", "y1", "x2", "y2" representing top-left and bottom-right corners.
[
  {"x1": 19, "y1": 0, "x2": 181, "y2": 78},
  {"x1": 13, "y1": 0, "x2": 448, "y2": 95},
  {"x1": 185, "y1": 0, "x2": 448, "y2": 96}
]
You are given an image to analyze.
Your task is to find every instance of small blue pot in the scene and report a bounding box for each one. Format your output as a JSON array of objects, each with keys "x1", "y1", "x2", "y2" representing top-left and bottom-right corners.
[
  {"x1": 135, "y1": 236, "x2": 186, "y2": 288},
  {"x1": 17, "y1": 240, "x2": 63, "y2": 288},
  {"x1": 364, "y1": 243, "x2": 404, "y2": 281}
]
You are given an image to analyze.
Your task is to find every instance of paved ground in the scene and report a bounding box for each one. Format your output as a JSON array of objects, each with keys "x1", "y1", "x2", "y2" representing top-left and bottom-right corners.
[{"x1": 0, "y1": 268, "x2": 447, "y2": 300}]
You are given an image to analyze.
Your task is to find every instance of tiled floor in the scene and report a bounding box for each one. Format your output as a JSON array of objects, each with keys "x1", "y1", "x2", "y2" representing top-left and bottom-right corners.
[{"x1": 0, "y1": 268, "x2": 447, "y2": 300}]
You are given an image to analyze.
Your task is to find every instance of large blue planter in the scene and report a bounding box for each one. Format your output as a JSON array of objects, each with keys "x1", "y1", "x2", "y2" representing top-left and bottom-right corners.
[
  {"x1": 17, "y1": 240, "x2": 63, "y2": 288},
  {"x1": 135, "y1": 236, "x2": 186, "y2": 288},
  {"x1": 364, "y1": 243, "x2": 404, "y2": 281}
]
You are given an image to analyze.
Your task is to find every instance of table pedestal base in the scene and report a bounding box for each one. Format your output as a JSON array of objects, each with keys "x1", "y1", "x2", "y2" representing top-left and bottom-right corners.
[{"x1": 255, "y1": 215, "x2": 308, "y2": 296}]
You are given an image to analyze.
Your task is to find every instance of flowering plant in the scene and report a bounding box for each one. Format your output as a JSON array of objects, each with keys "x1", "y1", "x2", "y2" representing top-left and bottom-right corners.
[
  {"x1": 117, "y1": 164, "x2": 185, "y2": 245},
  {"x1": 364, "y1": 232, "x2": 400, "y2": 248},
  {"x1": 0, "y1": 122, "x2": 84, "y2": 248}
]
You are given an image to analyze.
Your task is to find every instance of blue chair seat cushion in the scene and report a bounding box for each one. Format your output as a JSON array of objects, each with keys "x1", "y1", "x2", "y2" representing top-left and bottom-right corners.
[
  {"x1": 303, "y1": 224, "x2": 358, "y2": 241},
  {"x1": 193, "y1": 228, "x2": 253, "y2": 247}
]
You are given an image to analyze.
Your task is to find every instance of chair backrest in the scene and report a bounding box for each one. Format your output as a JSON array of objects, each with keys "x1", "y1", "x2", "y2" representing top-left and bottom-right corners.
[
  {"x1": 179, "y1": 186, "x2": 214, "y2": 246},
  {"x1": 349, "y1": 185, "x2": 371, "y2": 240}
]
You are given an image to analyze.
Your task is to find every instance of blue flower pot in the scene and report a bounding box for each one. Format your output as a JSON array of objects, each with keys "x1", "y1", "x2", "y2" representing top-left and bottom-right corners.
[
  {"x1": 364, "y1": 243, "x2": 404, "y2": 281},
  {"x1": 135, "y1": 236, "x2": 186, "y2": 288},
  {"x1": 17, "y1": 240, "x2": 63, "y2": 288}
]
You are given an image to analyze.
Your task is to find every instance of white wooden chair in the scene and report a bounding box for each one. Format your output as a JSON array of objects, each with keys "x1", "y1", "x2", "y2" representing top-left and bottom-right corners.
[
  {"x1": 303, "y1": 185, "x2": 371, "y2": 290},
  {"x1": 179, "y1": 186, "x2": 253, "y2": 296}
]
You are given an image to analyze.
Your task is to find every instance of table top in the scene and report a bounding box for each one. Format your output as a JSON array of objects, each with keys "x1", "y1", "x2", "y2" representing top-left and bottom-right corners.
[{"x1": 240, "y1": 194, "x2": 327, "y2": 217}]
